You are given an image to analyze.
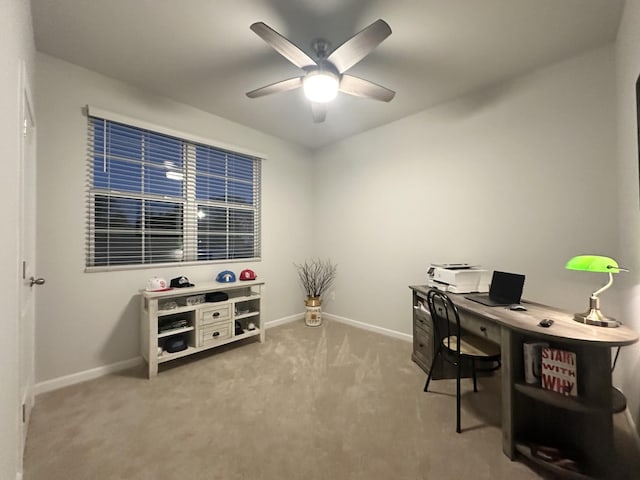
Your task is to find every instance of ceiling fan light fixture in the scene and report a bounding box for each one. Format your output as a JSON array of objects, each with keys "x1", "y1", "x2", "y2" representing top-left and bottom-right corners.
[{"x1": 303, "y1": 71, "x2": 339, "y2": 103}]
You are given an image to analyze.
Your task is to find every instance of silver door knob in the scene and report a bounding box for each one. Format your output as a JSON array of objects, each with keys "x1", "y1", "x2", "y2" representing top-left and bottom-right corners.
[{"x1": 29, "y1": 276, "x2": 45, "y2": 287}]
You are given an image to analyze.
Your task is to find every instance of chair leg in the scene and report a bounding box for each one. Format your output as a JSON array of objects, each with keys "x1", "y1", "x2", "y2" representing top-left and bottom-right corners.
[
  {"x1": 456, "y1": 357, "x2": 462, "y2": 433},
  {"x1": 424, "y1": 344, "x2": 442, "y2": 392},
  {"x1": 472, "y1": 357, "x2": 478, "y2": 393}
]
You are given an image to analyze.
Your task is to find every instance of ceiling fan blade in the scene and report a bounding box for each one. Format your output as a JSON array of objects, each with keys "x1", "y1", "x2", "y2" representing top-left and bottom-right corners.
[
  {"x1": 339, "y1": 74, "x2": 395, "y2": 102},
  {"x1": 327, "y1": 19, "x2": 392, "y2": 73},
  {"x1": 250, "y1": 22, "x2": 317, "y2": 69},
  {"x1": 311, "y1": 102, "x2": 327, "y2": 123},
  {"x1": 246, "y1": 76, "x2": 303, "y2": 98}
]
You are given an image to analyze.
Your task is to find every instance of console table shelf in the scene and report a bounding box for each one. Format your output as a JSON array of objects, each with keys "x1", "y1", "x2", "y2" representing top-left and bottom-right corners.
[
  {"x1": 158, "y1": 305, "x2": 195, "y2": 315},
  {"x1": 158, "y1": 326, "x2": 195, "y2": 339}
]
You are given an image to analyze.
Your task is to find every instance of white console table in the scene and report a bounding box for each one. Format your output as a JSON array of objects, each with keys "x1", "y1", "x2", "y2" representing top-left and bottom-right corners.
[{"x1": 140, "y1": 280, "x2": 264, "y2": 378}]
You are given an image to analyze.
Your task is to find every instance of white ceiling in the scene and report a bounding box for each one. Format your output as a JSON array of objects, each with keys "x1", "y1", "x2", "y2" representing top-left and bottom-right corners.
[{"x1": 31, "y1": 0, "x2": 623, "y2": 150}]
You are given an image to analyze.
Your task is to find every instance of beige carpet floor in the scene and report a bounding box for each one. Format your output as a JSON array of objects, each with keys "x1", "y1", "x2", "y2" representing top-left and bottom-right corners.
[{"x1": 23, "y1": 320, "x2": 639, "y2": 479}]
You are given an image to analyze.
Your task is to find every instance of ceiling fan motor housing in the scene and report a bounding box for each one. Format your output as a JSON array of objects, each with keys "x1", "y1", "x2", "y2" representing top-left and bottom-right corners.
[{"x1": 311, "y1": 38, "x2": 332, "y2": 60}]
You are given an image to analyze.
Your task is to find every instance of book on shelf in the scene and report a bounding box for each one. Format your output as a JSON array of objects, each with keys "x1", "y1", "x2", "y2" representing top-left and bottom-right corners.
[
  {"x1": 523, "y1": 341, "x2": 549, "y2": 385},
  {"x1": 541, "y1": 347, "x2": 577, "y2": 396}
]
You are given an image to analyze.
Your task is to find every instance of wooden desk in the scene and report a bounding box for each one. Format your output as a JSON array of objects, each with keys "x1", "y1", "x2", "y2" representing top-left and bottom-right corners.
[{"x1": 410, "y1": 285, "x2": 638, "y2": 479}]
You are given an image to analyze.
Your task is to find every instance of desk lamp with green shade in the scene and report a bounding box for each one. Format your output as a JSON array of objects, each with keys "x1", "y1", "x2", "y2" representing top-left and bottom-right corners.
[{"x1": 565, "y1": 255, "x2": 628, "y2": 328}]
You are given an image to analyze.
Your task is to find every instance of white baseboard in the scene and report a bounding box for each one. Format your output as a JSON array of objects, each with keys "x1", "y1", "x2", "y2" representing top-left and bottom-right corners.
[
  {"x1": 34, "y1": 357, "x2": 143, "y2": 396},
  {"x1": 265, "y1": 313, "x2": 303, "y2": 329},
  {"x1": 266, "y1": 311, "x2": 411, "y2": 342},
  {"x1": 623, "y1": 406, "x2": 640, "y2": 453},
  {"x1": 34, "y1": 314, "x2": 305, "y2": 395},
  {"x1": 33, "y1": 313, "x2": 409, "y2": 395},
  {"x1": 323, "y1": 312, "x2": 412, "y2": 342}
]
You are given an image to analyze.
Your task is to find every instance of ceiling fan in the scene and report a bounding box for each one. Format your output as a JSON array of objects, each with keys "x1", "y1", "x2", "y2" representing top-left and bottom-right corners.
[{"x1": 246, "y1": 19, "x2": 395, "y2": 123}]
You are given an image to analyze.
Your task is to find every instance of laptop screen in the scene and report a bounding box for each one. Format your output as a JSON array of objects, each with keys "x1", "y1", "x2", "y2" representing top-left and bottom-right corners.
[{"x1": 489, "y1": 271, "x2": 525, "y2": 303}]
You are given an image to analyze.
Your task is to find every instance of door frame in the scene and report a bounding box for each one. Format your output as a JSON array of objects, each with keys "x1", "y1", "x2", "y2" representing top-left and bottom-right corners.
[{"x1": 18, "y1": 59, "x2": 36, "y2": 473}]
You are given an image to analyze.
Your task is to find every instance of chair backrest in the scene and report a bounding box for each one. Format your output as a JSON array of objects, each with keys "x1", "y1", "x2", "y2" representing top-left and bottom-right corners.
[{"x1": 426, "y1": 289, "x2": 462, "y2": 354}]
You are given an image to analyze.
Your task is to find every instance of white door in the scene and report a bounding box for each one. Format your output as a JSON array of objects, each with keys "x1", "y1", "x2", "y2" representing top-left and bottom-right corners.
[{"x1": 18, "y1": 62, "x2": 38, "y2": 463}]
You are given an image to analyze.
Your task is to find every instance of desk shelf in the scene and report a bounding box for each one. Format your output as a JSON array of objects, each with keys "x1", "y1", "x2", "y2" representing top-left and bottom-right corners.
[
  {"x1": 515, "y1": 443, "x2": 593, "y2": 480},
  {"x1": 514, "y1": 383, "x2": 607, "y2": 414}
]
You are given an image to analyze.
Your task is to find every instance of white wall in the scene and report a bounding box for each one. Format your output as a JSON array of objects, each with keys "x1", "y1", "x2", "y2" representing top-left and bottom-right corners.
[
  {"x1": 314, "y1": 47, "x2": 618, "y2": 336},
  {"x1": 0, "y1": 0, "x2": 35, "y2": 477},
  {"x1": 615, "y1": 0, "x2": 640, "y2": 431},
  {"x1": 34, "y1": 53, "x2": 315, "y2": 384}
]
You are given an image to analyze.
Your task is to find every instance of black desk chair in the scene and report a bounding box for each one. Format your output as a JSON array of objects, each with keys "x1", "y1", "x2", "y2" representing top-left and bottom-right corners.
[{"x1": 423, "y1": 289, "x2": 501, "y2": 433}]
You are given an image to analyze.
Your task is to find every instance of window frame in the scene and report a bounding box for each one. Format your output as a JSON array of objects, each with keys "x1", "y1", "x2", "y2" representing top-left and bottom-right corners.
[{"x1": 85, "y1": 106, "x2": 263, "y2": 272}]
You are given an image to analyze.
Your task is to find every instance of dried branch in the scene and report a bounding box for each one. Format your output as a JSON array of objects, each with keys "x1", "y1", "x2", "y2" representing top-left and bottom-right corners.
[{"x1": 294, "y1": 258, "x2": 337, "y2": 299}]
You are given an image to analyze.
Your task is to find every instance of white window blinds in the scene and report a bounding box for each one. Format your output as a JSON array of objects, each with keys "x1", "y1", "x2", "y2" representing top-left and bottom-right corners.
[{"x1": 86, "y1": 111, "x2": 261, "y2": 269}]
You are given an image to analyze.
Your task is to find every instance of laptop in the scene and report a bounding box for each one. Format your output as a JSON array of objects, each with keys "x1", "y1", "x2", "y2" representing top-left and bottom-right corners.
[{"x1": 465, "y1": 271, "x2": 526, "y2": 307}]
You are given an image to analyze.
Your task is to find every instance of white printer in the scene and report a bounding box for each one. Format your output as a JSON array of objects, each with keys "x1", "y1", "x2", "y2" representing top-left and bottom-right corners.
[{"x1": 427, "y1": 263, "x2": 490, "y2": 293}]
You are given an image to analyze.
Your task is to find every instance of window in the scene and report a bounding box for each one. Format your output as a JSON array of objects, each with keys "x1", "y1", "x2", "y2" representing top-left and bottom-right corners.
[{"x1": 86, "y1": 110, "x2": 261, "y2": 269}]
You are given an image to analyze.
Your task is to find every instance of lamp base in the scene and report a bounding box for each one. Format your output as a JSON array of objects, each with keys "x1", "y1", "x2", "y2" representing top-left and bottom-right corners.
[{"x1": 573, "y1": 309, "x2": 620, "y2": 328}]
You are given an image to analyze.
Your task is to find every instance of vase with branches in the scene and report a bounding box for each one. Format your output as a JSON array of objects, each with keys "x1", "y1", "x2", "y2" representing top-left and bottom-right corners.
[{"x1": 295, "y1": 258, "x2": 337, "y2": 326}]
